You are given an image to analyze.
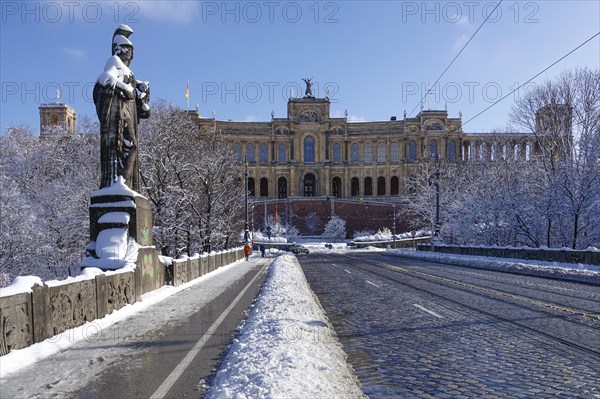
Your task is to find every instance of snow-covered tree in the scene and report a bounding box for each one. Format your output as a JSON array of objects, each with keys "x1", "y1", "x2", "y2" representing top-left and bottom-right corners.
[
  {"x1": 323, "y1": 216, "x2": 347, "y2": 241},
  {"x1": 0, "y1": 122, "x2": 99, "y2": 283},
  {"x1": 511, "y1": 67, "x2": 600, "y2": 249},
  {"x1": 139, "y1": 101, "x2": 245, "y2": 256}
]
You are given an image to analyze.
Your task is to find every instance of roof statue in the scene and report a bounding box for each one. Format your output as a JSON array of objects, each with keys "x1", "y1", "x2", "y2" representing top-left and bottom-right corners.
[{"x1": 302, "y1": 77, "x2": 314, "y2": 98}]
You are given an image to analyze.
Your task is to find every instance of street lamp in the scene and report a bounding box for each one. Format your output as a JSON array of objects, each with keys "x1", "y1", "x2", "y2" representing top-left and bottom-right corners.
[
  {"x1": 244, "y1": 156, "x2": 249, "y2": 243},
  {"x1": 431, "y1": 153, "x2": 443, "y2": 247},
  {"x1": 392, "y1": 204, "x2": 396, "y2": 243}
]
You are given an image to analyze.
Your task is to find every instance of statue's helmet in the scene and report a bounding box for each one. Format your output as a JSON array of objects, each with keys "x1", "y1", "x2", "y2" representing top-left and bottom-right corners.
[
  {"x1": 113, "y1": 24, "x2": 133, "y2": 39},
  {"x1": 111, "y1": 25, "x2": 134, "y2": 56},
  {"x1": 112, "y1": 34, "x2": 133, "y2": 56}
]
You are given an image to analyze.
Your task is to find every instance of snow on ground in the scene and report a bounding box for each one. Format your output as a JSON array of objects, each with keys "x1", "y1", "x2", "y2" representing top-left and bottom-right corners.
[
  {"x1": 1, "y1": 243, "x2": 598, "y2": 393},
  {"x1": 205, "y1": 254, "x2": 365, "y2": 399}
]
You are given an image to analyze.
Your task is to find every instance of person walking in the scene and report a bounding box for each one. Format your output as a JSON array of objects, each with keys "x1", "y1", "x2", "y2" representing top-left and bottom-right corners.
[
  {"x1": 259, "y1": 244, "x2": 266, "y2": 257},
  {"x1": 244, "y1": 243, "x2": 251, "y2": 261}
]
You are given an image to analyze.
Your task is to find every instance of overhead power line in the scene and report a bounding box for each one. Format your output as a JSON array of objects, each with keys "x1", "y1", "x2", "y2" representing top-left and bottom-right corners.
[
  {"x1": 462, "y1": 31, "x2": 600, "y2": 128},
  {"x1": 408, "y1": 0, "x2": 503, "y2": 117}
]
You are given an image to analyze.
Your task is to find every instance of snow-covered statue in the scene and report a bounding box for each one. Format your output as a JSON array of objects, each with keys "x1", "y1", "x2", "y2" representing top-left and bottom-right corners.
[{"x1": 93, "y1": 24, "x2": 150, "y2": 192}]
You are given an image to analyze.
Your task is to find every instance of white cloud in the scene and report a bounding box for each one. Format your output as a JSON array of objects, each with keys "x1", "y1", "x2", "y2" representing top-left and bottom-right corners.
[
  {"x1": 135, "y1": 1, "x2": 199, "y2": 23},
  {"x1": 453, "y1": 33, "x2": 469, "y2": 50},
  {"x1": 62, "y1": 48, "x2": 86, "y2": 59},
  {"x1": 244, "y1": 115, "x2": 258, "y2": 122}
]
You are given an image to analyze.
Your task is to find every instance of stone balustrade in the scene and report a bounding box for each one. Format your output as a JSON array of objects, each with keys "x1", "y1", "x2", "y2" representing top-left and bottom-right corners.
[{"x1": 0, "y1": 247, "x2": 244, "y2": 356}]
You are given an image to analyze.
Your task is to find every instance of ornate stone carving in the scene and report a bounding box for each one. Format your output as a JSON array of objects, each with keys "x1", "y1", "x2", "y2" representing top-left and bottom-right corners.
[
  {"x1": 299, "y1": 110, "x2": 319, "y2": 122},
  {"x1": 0, "y1": 294, "x2": 33, "y2": 356}
]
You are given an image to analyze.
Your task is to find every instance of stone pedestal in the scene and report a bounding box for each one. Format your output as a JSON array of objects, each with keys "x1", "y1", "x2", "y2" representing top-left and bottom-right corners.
[{"x1": 83, "y1": 177, "x2": 157, "y2": 271}]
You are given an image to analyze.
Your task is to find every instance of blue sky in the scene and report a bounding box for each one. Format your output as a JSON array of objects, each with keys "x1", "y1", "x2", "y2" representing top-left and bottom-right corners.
[{"x1": 1, "y1": 0, "x2": 599, "y2": 134}]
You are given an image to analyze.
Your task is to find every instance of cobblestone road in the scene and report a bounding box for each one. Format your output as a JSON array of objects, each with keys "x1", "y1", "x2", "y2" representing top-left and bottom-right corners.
[{"x1": 300, "y1": 252, "x2": 600, "y2": 398}]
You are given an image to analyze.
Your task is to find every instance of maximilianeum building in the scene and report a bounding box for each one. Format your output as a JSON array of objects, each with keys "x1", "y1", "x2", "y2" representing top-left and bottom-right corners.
[{"x1": 191, "y1": 92, "x2": 544, "y2": 236}]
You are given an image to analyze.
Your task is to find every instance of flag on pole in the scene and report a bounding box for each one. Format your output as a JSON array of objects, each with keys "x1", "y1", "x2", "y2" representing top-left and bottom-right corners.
[{"x1": 185, "y1": 81, "x2": 189, "y2": 110}]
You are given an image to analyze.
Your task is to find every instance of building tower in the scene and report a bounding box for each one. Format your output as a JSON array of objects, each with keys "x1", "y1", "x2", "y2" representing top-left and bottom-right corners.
[{"x1": 39, "y1": 89, "x2": 77, "y2": 139}]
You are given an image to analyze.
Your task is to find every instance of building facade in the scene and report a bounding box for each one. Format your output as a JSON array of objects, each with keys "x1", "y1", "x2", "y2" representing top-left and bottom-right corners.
[{"x1": 195, "y1": 95, "x2": 541, "y2": 202}]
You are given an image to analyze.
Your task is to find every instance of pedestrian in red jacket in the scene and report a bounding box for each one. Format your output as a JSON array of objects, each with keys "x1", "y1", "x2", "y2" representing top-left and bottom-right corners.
[{"x1": 244, "y1": 244, "x2": 251, "y2": 261}]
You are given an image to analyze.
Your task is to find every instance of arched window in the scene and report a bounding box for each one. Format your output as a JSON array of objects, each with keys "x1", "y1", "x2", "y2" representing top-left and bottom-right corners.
[
  {"x1": 408, "y1": 140, "x2": 417, "y2": 160},
  {"x1": 391, "y1": 176, "x2": 399, "y2": 195},
  {"x1": 304, "y1": 173, "x2": 316, "y2": 196},
  {"x1": 364, "y1": 143, "x2": 372, "y2": 162},
  {"x1": 278, "y1": 177, "x2": 288, "y2": 199},
  {"x1": 304, "y1": 136, "x2": 315, "y2": 163},
  {"x1": 332, "y1": 177, "x2": 342, "y2": 198},
  {"x1": 377, "y1": 177, "x2": 385, "y2": 195},
  {"x1": 351, "y1": 143, "x2": 360, "y2": 162},
  {"x1": 259, "y1": 143, "x2": 268, "y2": 163},
  {"x1": 233, "y1": 143, "x2": 242, "y2": 162},
  {"x1": 260, "y1": 178, "x2": 269, "y2": 197},
  {"x1": 390, "y1": 142, "x2": 399, "y2": 162},
  {"x1": 351, "y1": 177, "x2": 360, "y2": 196},
  {"x1": 377, "y1": 142, "x2": 386, "y2": 163},
  {"x1": 332, "y1": 143, "x2": 341, "y2": 163},
  {"x1": 429, "y1": 139, "x2": 438, "y2": 158},
  {"x1": 248, "y1": 177, "x2": 255, "y2": 196},
  {"x1": 364, "y1": 177, "x2": 373, "y2": 196},
  {"x1": 447, "y1": 140, "x2": 456, "y2": 160},
  {"x1": 278, "y1": 143, "x2": 287, "y2": 163},
  {"x1": 246, "y1": 143, "x2": 255, "y2": 163}
]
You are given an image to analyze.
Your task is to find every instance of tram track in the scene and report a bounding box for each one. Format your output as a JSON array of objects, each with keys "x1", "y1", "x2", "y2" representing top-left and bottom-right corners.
[
  {"x1": 383, "y1": 255, "x2": 600, "y2": 306},
  {"x1": 334, "y1": 254, "x2": 600, "y2": 359}
]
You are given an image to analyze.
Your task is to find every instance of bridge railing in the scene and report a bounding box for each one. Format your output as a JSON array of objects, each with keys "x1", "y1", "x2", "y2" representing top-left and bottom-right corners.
[
  {"x1": 417, "y1": 244, "x2": 600, "y2": 266},
  {"x1": 0, "y1": 247, "x2": 244, "y2": 356}
]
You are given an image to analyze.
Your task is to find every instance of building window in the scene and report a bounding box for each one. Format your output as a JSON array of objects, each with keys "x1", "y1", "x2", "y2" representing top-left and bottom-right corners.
[
  {"x1": 391, "y1": 142, "x2": 399, "y2": 162},
  {"x1": 332, "y1": 177, "x2": 342, "y2": 198},
  {"x1": 304, "y1": 173, "x2": 316, "y2": 196},
  {"x1": 259, "y1": 143, "x2": 268, "y2": 163},
  {"x1": 447, "y1": 140, "x2": 456, "y2": 160},
  {"x1": 351, "y1": 177, "x2": 360, "y2": 196},
  {"x1": 364, "y1": 143, "x2": 372, "y2": 162},
  {"x1": 260, "y1": 178, "x2": 269, "y2": 197},
  {"x1": 248, "y1": 177, "x2": 256, "y2": 196},
  {"x1": 377, "y1": 142, "x2": 386, "y2": 163},
  {"x1": 377, "y1": 177, "x2": 385, "y2": 195},
  {"x1": 351, "y1": 143, "x2": 360, "y2": 162},
  {"x1": 391, "y1": 176, "x2": 399, "y2": 195},
  {"x1": 278, "y1": 143, "x2": 287, "y2": 163},
  {"x1": 332, "y1": 143, "x2": 341, "y2": 163},
  {"x1": 246, "y1": 143, "x2": 255, "y2": 163},
  {"x1": 364, "y1": 177, "x2": 373, "y2": 196},
  {"x1": 233, "y1": 143, "x2": 242, "y2": 162},
  {"x1": 278, "y1": 177, "x2": 288, "y2": 199},
  {"x1": 408, "y1": 140, "x2": 417, "y2": 160},
  {"x1": 304, "y1": 136, "x2": 315, "y2": 163},
  {"x1": 429, "y1": 139, "x2": 438, "y2": 158}
]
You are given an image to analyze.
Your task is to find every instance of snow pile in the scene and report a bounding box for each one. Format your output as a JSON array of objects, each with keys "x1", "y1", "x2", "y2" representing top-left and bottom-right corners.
[
  {"x1": 390, "y1": 249, "x2": 600, "y2": 283},
  {"x1": 205, "y1": 255, "x2": 365, "y2": 399},
  {"x1": 354, "y1": 228, "x2": 431, "y2": 242},
  {"x1": 0, "y1": 276, "x2": 44, "y2": 297}
]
